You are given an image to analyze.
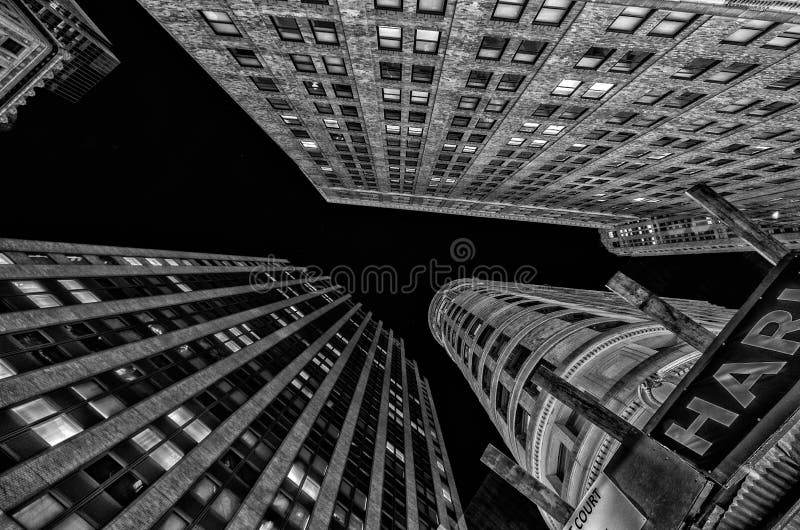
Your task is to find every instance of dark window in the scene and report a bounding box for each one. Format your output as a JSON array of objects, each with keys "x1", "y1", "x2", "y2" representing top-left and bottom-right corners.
[
  {"x1": 380, "y1": 62, "x2": 402, "y2": 80},
  {"x1": 272, "y1": 16, "x2": 304, "y2": 41},
  {"x1": 229, "y1": 48, "x2": 262, "y2": 68}
]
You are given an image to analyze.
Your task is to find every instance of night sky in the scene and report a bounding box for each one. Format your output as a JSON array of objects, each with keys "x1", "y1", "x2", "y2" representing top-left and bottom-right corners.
[{"x1": 0, "y1": 0, "x2": 776, "y2": 522}]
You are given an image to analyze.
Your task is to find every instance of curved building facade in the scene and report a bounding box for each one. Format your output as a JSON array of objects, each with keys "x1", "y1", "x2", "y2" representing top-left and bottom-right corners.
[{"x1": 429, "y1": 279, "x2": 735, "y2": 529}]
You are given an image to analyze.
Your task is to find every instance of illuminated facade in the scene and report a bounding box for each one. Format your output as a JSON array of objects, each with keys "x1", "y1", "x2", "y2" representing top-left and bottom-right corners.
[
  {"x1": 0, "y1": 238, "x2": 464, "y2": 530},
  {"x1": 428, "y1": 279, "x2": 734, "y2": 529},
  {"x1": 135, "y1": 0, "x2": 800, "y2": 230}
]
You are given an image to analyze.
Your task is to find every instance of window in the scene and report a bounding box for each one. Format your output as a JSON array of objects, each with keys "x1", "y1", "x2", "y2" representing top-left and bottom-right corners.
[
  {"x1": 412, "y1": 64, "x2": 434, "y2": 83},
  {"x1": 268, "y1": 98, "x2": 292, "y2": 110},
  {"x1": 250, "y1": 76, "x2": 278, "y2": 92},
  {"x1": 748, "y1": 101, "x2": 794, "y2": 116},
  {"x1": 519, "y1": 121, "x2": 540, "y2": 132},
  {"x1": 291, "y1": 54, "x2": 316, "y2": 72},
  {"x1": 341, "y1": 105, "x2": 359, "y2": 116},
  {"x1": 323, "y1": 56, "x2": 347, "y2": 75},
  {"x1": 476, "y1": 117, "x2": 496, "y2": 129},
  {"x1": 607, "y1": 7, "x2": 651, "y2": 33},
  {"x1": 485, "y1": 99, "x2": 508, "y2": 112},
  {"x1": 0, "y1": 37, "x2": 23, "y2": 55},
  {"x1": 0, "y1": 252, "x2": 13, "y2": 264},
  {"x1": 673, "y1": 58, "x2": 720, "y2": 80},
  {"x1": 409, "y1": 111, "x2": 426, "y2": 122},
  {"x1": 609, "y1": 51, "x2": 652, "y2": 73},
  {"x1": 418, "y1": 0, "x2": 447, "y2": 14},
  {"x1": 532, "y1": 103, "x2": 558, "y2": 117},
  {"x1": 383, "y1": 87, "x2": 401, "y2": 102},
  {"x1": 323, "y1": 118, "x2": 340, "y2": 129},
  {"x1": 508, "y1": 137, "x2": 525, "y2": 146},
  {"x1": 333, "y1": 84, "x2": 354, "y2": 98},
  {"x1": 648, "y1": 11, "x2": 696, "y2": 37},
  {"x1": 304, "y1": 81, "x2": 327, "y2": 96},
  {"x1": 414, "y1": 29, "x2": 440, "y2": 54},
  {"x1": 13, "y1": 494, "x2": 65, "y2": 528},
  {"x1": 408, "y1": 126, "x2": 423, "y2": 136},
  {"x1": 576, "y1": 47, "x2": 614, "y2": 69},
  {"x1": 200, "y1": 11, "x2": 241, "y2": 36},
  {"x1": 133, "y1": 428, "x2": 183, "y2": 470},
  {"x1": 497, "y1": 73, "x2": 525, "y2": 91},
  {"x1": 378, "y1": 26, "x2": 402, "y2": 50},
  {"x1": 452, "y1": 116, "x2": 470, "y2": 127},
  {"x1": 543, "y1": 125, "x2": 565, "y2": 135},
  {"x1": 310, "y1": 20, "x2": 339, "y2": 45},
  {"x1": 12, "y1": 280, "x2": 61, "y2": 308},
  {"x1": 552, "y1": 79, "x2": 581, "y2": 96},
  {"x1": 467, "y1": 70, "x2": 493, "y2": 88},
  {"x1": 718, "y1": 97, "x2": 761, "y2": 113},
  {"x1": 380, "y1": 61, "x2": 402, "y2": 80},
  {"x1": 721, "y1": 20, "x2": 774, "y2": 45},
  {"x1": 385, "y1": 109, "x2": 401, "y2": 120},
  {"x1": 272, "y1": 16, "x2": 303, "y2": 41},
  {"x1": 13, "y1": 398, "x2": 82, "y2": 446},
  {"x1": 458, "y1": 96, "x2": 481, "y2": 109},
  {"x1": 477, "y1": 36, "x2": 508, "y2": 60},
  {"x1": 762, "y1": 25, "x2": 800, "y2": 50},
  {"x1": 534, "y1": 0, "x2": 573, "y2": 25},
  {"x1": 766, "y1": 71, "x2": 800, "y2": 90},
  {"x1": 513, "y1": 40, "x2": 547, "y2": 64},
  {"x1": 410, "y1": 90, "x2": 429, "y2": 105},
  {"x1": 315, "y1": 102, "x2": 334, "y2": 114},
  {"x1": 58, "y1": 279, "x2": 100, "y2": 303},
  {"x1": 376, "y1": 0, "x2": 402, "y2": 9},
  {"x1": 229, "y1": 48, "x2": 262, "y2": 68},
  {"x1": 463, "y1": 145, "x2": 478, "y2": 153},
  {"x1": 707, "y1": 62, "x2": 756, "y2": 83},
  {"x1": 560, "y1": 106, "x2": 586, "y2": 119},
  {"x1": 492, "y1": 0, "x2": 527, "y2": 21},
  {"x1": 635, "y1": 88, "x2": 670, "y2": 105}
]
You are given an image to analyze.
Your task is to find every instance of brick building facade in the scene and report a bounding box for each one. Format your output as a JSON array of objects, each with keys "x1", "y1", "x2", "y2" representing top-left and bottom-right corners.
[{"x1": 0, "y1": 238, "x2": 464, "y2": 530}]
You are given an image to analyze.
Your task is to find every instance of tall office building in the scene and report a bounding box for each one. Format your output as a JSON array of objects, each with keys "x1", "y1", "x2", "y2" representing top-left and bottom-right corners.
[
  {"x1": 0, "y1": 0, "x2": 118, "y2": 126},
  {"x1": 428, "y1": 280, "x2": 800, "y2": 529},
  {"x1": 0, "y1": 238, "x2": 464, "y2": 530},
  {"x1": 602, "y1": 213, "x2": 800, "y2": 257},
  {"x1": 135, "y1": 0, "x2": 799, "y2": 232}
]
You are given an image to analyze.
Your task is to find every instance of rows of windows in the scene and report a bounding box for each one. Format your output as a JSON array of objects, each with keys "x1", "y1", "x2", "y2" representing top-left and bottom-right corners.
[{"x1": 0, "y1": 250, "x2": 264, "y2": 268}]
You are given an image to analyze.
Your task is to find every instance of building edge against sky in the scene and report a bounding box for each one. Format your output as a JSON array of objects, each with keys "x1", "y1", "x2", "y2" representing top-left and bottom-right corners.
[
  {"x1": 0, "y1": 238, "x2": 465, "y2": 530},
  {"x1": 428, "y1": 279, "x2": 800, "y2": 529},
  {"x1": 0, "y1": 0, "x2": 119, "y2": 126},
  {"x1": 134, "y1": 0, "x2": 799, "y2": 240}
]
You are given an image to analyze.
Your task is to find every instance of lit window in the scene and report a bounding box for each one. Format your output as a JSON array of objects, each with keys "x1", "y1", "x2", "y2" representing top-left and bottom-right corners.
[
  {"x1": 418, "y1": 0, "x2": 446, "y2": 13},
  {"x1": 229, "y1": 48, "x2": 262, "y2": 67},
  {"x1": 582, "y1": 82, "x2": 614, "y2": 99},
  {"x1": 272, "y1": 16, "x2": 303, "y2": 41},
  {"x1": 519, "y1": 121, "x2": 540, "y2": 132},
  {"x1": 466, "y1": 70, "x2": 493, "y2": 89},
  {"x1": 13, "y1": 494, "x2": 65, "y2": 529},
  {"x1": 609, "y1": 51, "x2": 652, "y2": 73},
  {"x1": 200, "y1": 10, "x2": 241, "y2": 36},
  {"x1": 145, "y1": 258, "x2": 162, "y2": 266},
  {"x1": 607, "y1": 7, "x2": 651, "y2": 33},
  {"x1": 301, "y1": 140, "x2": 319, "y2": 149},
  {"x1": 0, "y1": 252, "x2": 12, "y2": 264},
  {"x1": 167, "y1": 275, "x2": 192, "y2": 292},
  {"x1": 476, "y1": 36, "x2": 508, "y2": 60},
  {"x1": 766, "y1": 71, "x2": 800, "y2": 90},
  {"x1": 543, "y1": 125, "x2": 565, "y2": 135},
  {"x1": 133, "y1": 428, "x2": 184, "y2": 470},
  {"x1": 721, "y1": 20, "x2": 774, "y2": 45},
  {"x1": 492, "y1": 0, "x2": 527, "y2": 21},
  {"x1": 310, "y1": 20, "x2": 339, "y2": 45},
  {"x1": 513, "y1": 40, "x2": 546, "y2": 63},
  {"x1": 576, "y1": 47, "x2": 613, "y2": 69},
  {"x1": 323, "y1": 56, "x2": 347, "y2": 75},
  {"x1": 251, "y1": 76, "x2": 278, "y2": 92},
  {"x1": 12, "y1": 398, "x2": 82, "y2": 446},
  {"x1": 290, "y1": 54, "x2": 316, "y2": 72},
  {"x1": 376, "y1": 0, "x2": 402, "y2": 9},
  {"x1": 497, "y1": 73, "x2": 525, "y2": 91},
  {"x1": 476, "y1": 117, "x2": 496, "y2": 129},
  {"x1": 408, "y1": 126, "x2": 423, "y2": 136},
  {"x1": 281, "y1": 114, "x2": 302, "y2": 125},
  {"x1": 386, "y1": 124, "x2": 401, "y2": 134},
  {"x1": 410, "y1": 90, "x2": 429, "y2": 105},
  {"x1": 458, "y1": 96, "x2": 481, "y2": 109},
  {"x1": 533, "y1": 0, "x2": 573, "y2": 26},
  {"x1": 123, "y1": 256, "x2": 142, "y2": 266},
  {"x1": 485, "y1": 99, "x2": 508, "y2": 112},
  {"x1": 463, "y1": 145, "x2": 478, "y2": 153},
  {"x1": 507, "y1": 137, "x2": 525, "y2": 146},
  {"x1": 762, "y1": 24, "x2": 800, "y2": 50},
  {"x1": 12, "y1": 280, "x2": 61, "y2": 308},
  {"x1": 304, "y1": 81, "x2": 327, "y2": 96},
  {"x1": 648, "y1": 11, "x2": 696, "y2": 37},
  {"x1": 707, "y1": 62, "x2": 757, "y2": 83},
  {"x1": 377, "y1": 26, "x2": 402, "y2": 50},
  {"x1": 383, "y1": 87, "x2": 401, "y2": 102},
  {"x1": 414, "y1": 29, "x2": 440, "y2": 54},
  {"x1": 531, "y1": 139, "x2": 548, "y2": 147},
  {"x1": 0, "y1": 359, "x2": 15, "y2": 379},
  {"x1": 672, "y1": 58, "x2": 720, "y2": 80},
  {"x1": 57, "y1": 279, "x2": 100, "y2": 303},
  {"x1": 552, "y1": 79, "x2": 581, "y2": 96},
  {"x1": 324, "y1": 119, "x2": 340, "y2": 129}
]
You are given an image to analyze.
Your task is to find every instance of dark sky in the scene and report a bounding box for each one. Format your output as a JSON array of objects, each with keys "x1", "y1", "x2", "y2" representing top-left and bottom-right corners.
[{"x1": 0, "y1": 0, "x2": 775, "y2": 521}]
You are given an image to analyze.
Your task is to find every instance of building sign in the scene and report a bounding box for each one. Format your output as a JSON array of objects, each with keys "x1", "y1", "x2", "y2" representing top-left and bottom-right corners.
[
  {"x1": 650, "y1": 253, "x2": 800, "y2": 478},
  {"x1": 562, "y1": 473, "x2": 646, "y2": 530}
]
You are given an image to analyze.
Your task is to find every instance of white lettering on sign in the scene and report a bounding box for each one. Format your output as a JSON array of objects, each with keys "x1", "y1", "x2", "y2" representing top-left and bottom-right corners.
[
  {"x1": 741, "y1": 310, "x2": 800, "y2": 355},
  {"x1": 665, "y1": 397, "x2": 738, "y2": 455},
  {"x1": 562, "y1": 473, "x2": 645, "y2": 530},
  {"x1": 713, "y1": 362, "x2": 785, "y2": 408}
]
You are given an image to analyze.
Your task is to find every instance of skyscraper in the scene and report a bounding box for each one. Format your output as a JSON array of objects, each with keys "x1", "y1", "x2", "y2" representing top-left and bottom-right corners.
[
  {"x1": 0, "y1": 0, "x2": 118, "y2": 126},
  {"x1": 428, "y1": 279, "x2": 795, "y2": 528},
  {"x1": 135, "y1": 0, "x2": 799, "y2": 233},
  {"x1": 0, "y1": 238, "x2": 464, "y2": 530}
]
